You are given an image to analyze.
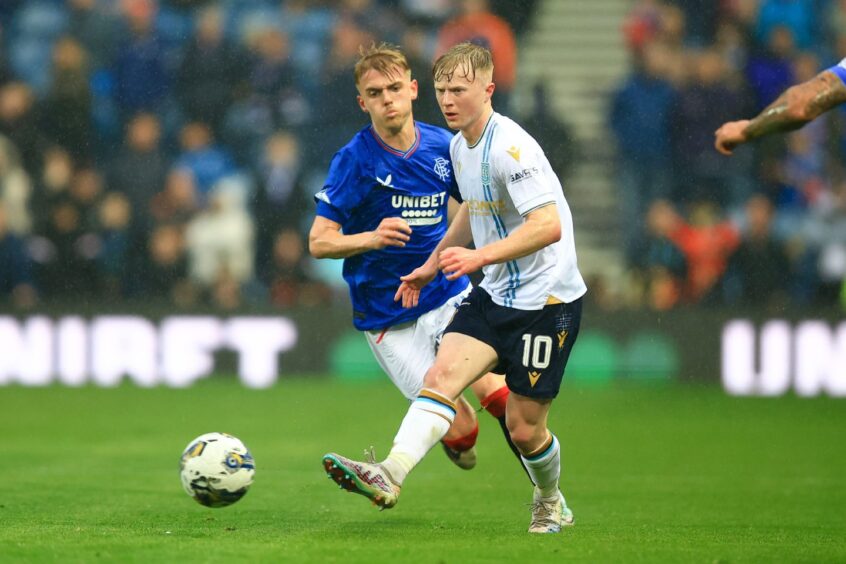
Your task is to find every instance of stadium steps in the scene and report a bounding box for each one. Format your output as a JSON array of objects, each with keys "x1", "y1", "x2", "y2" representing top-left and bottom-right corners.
[{"x1": 515, "y1": 0, "x2": 631, "y2": 282}]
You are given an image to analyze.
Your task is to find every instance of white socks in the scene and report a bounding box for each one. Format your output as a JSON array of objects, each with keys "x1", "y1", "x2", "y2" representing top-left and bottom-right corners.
[
  {"x1": 381, "y1": 389, "x2": 455, "y2": 486},
  {"x1": 521, "y1": 433, "x2": 561, "y2": 499}
]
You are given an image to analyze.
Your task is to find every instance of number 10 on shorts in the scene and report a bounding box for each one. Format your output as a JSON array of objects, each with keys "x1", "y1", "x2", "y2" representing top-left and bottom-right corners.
[{"x1": 521, "y1": 334, "x2": 552, "y2": 369}]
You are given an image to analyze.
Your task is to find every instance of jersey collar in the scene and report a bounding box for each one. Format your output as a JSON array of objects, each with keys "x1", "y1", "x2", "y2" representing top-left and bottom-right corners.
[{"x1": 369, "y1": 123, "x2": 421, "y2": 159}]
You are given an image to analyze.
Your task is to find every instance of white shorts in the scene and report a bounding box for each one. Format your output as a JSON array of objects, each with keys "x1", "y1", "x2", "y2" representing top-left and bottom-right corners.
[{"x1": 364, "y1": 284, "x2": 472, "y2": 400}]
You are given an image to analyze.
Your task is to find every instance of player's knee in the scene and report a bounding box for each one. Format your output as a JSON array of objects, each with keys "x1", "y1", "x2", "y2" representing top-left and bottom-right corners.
[
  {"x1": 422, "y1": 363, "x2": 452, "y2": 395},
  {"x1": 507, "y1": 424, "x2": 535, "y2": 453}
]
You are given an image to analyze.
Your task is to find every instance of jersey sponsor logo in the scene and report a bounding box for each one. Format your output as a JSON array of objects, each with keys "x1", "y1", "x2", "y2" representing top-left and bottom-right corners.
[
  {"x1": 506, "y1": 146, "x2": 521, "y2": 162},
  {"x1": 528, "y1": 370, "x2": 541, "y2": 388},
  {"x1": 466, "y1": 198, "x2": 505, "y2": 217},
  {"x1": 433, "y1": 157, "x2": 451, "y2": 181},
  {"x1": 391, "y1": 192, "x2": 447, "y2": 226},
  {"x1": 509, "y1": 167, "x2": 539, "y2": 184}
]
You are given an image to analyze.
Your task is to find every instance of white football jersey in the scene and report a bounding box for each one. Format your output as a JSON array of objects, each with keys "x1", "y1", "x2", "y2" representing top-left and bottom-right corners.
[{"x1": 450, "y1": 112, "x2": 587, "y2": 310}]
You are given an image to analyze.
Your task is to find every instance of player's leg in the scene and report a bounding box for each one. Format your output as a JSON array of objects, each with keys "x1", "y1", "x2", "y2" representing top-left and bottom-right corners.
[
  {"x1": 441, "y1": 395, "x2": 479, "y2": 469},
  {"x1": 501, "y1": 298, "x2": 582, "y2": 532},
  {"x1": 323, "y1": 332, "x2": 495, "y2": 509},
  {"x1": 468, "y1": 373, "x2": 530, "y2": 478},
  {"x1": 506, "y1": 393, "x2": 573, "y2": 533},
  {"x1": 378, "y1": 331, "x2": 498, "y2": 488},
  {"x1": 364, "y1": 321, "x2": 479, "y2": 469}
]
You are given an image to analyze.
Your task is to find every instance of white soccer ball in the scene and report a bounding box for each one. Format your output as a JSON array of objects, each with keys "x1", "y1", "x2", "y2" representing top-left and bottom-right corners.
[{"x1": 179, "y1": 432, "x2": 255, "y2": 508}]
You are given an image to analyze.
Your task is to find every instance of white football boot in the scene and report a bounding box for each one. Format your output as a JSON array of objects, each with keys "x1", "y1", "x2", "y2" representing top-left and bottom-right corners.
[
  {"x1": 528, "y1": 488, "x2": 574, "y2": 533},
  {"x1": 323, "y1": 452, "x2": 400, "y2": 510}
]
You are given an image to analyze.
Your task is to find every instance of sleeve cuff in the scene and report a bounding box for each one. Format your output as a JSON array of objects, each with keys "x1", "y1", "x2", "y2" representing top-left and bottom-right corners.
[
  {"x1": 828, "y1": 62, "x2": 846, "y2": 86},
  {"x1": 315, "y1": 200, "x2": 345, "y2": 224}
]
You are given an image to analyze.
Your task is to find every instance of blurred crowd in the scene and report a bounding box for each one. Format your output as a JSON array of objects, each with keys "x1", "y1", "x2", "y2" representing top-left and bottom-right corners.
[
  {"x1": 609, "y1": 0, "x2": 846, "y2": 313},
  {"x1": 0, "y1": 0, "x2": 530, "y2": 310}
]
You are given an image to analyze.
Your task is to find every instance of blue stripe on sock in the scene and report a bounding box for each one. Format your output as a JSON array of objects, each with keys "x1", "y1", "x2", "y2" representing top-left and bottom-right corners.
[
  {"x1": 524, "y1": 436, "x2": 558, "y2": 462},
  {"x1": 415, "y1": 396, "x2": 457, "y2": 416}
]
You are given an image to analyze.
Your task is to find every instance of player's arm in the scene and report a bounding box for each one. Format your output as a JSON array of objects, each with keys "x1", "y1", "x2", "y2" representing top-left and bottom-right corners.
[
  {"x1": 394, "y1": 202, "x2": 473, "y2": 307},
  {"x1": 308, "y1": 215, "x2": 411, "y2": 259},
  {"x1": 715, "y1": 69, "x2": 846, "y2": 155},
  {"x1": 439, "y1": 203, "x2": 561, "y2": 281}
]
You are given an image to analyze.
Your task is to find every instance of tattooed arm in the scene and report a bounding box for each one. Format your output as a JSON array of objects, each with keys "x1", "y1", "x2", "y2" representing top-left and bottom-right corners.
[{"x1": 714, "y1": 70, "x2": 846, "y2": 155}]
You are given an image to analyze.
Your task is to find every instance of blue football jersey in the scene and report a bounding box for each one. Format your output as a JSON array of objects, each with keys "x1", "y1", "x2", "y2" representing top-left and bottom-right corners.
[{"x1": 315, "y1": 121, "x2": 469, "y2": 331}]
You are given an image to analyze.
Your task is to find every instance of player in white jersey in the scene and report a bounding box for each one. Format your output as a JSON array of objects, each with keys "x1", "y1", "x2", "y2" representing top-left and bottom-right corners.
[
  {"x1": 715, "y1": 57, "x2": 846, "y2": 154},
  {"x1": 322, "y1": 43, "x2": 586, "y2": 534}
]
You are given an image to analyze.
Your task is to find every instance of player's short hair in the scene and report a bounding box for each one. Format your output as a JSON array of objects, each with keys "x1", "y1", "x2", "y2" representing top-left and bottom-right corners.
[
  {"x1": 433, "y1": 42, "x2": 494, "y2": 83},
  {"x1": 354, "y1": 43, "x2": 411, "y2": 85}
]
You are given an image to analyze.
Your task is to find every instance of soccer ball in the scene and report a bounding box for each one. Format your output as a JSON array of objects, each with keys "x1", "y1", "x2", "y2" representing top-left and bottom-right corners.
[{"x1": 179, "y1": 432, "x2": 255, "y2": 508}]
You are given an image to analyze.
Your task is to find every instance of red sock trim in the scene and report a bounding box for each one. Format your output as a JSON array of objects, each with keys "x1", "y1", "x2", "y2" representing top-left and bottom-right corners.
[
  {"x1": 481, "y1": 386, "x2": 509, "y2": 419},
  {"x1": 442, "y1": 422, "x2": 478, "y2": 452}
]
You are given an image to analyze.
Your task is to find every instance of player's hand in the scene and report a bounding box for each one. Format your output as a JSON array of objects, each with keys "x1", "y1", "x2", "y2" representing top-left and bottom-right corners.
[
  {"x1": 714, "y1": 120, "x2": 750, "y2": 155},
  {"x1": 439, "y1": 247, "x2": 485, "y2": 280},
  {"x1": 394, "y1": 263, "x2": 439, "y2": 308},
  {"x1": 369, "y1": 217, "x2": 412, "y2": 249}
]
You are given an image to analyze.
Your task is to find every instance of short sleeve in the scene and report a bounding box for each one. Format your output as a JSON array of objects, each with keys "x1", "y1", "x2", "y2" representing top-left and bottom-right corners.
[
  {"x1": 827, "y1": 58, "x2": 846, "y2": 86},
  {"x1": 493, "y1": 144, "x2": 555, "y2": 216},
  {"x1": 314, "y1": 148, "x2": 369, "y2": 225}
]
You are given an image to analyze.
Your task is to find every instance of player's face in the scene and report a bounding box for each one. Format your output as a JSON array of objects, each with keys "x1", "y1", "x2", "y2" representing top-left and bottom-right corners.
[
  {"x1": 434, "y1": 65, "x2": 494, "y2": 133},
  {"x1": 356, "y1": 67, "x2": 418, "y2": 133}
]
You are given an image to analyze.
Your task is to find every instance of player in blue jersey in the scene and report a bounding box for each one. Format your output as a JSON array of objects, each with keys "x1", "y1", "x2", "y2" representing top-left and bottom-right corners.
[
  {"x1": 715, "y1": 57, "x2": 846, "y2": 154},
  {"x1": 309, "y1": 44, "x2": 520, "y2": 475}
]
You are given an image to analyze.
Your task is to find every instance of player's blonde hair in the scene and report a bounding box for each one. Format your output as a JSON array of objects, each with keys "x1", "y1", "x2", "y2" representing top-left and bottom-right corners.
[
  {"x1": 354, "y1": 43, "x2": 411, "y2": 85},
  {"x1": 432, "y1": 42, "x2": 494, "y2": 83}
]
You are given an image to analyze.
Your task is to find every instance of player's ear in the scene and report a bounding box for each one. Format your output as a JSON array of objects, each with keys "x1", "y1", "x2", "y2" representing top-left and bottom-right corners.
[
  {"x1": 485, "y1": 81, "x2": 496, "y2": 102},
  {"x1": 356, "y1": 95, "x2": 368, "y2": 113},
  {"x1": 410, "y1": 78, "x2": 419, "y2": 101}
]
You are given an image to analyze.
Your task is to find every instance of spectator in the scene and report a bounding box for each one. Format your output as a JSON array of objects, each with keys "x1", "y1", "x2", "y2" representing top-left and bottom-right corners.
[
  {"x1": 724, "y1": 194, "x2": 791, "y2": 308},
  {"x1": 109, "y1": 112, "x2": 168, "y2": 232},
  {"x1": 401, "y1": 25, "x2": 443, "y2": 126},
  {"x1": 667, "y1": 200, "x2": 741, "y2": 303},
  {"x1": 145, "y1": 222, "x2": 194, "y2": 305},
  {"x1": 149, "y1": 167, "x2": 199, "y2": 228},
  {"x1": 174, "y1": 121, "x2": 237, "y2": 198},
  {"x1": 40, "y1": 36, "x2": 93, "y2": 164},
  {"x1": 0, "y1": 82, "x2": 48, "y2": 177},
  {"x1": 253, "y1": 131, "x2": 308, "y2": 269},
  {"x1": 263, "y1": 227, "x2": 330, "y2": 308},
  {"x1": 0, "y1": 203, "x2": 36, "y2": 308},
  {"x1": 669, "y1": 48, "x2": 750, "y2": 206},
  {"x1": 638, "y1": 200, "x2": 688, "y2": 309},
  {"x1": 176, "y1": 6, "x2": 246, "y2": 133},
  {"x1": 68, "y1": 0, "x2": 121, "y2": 72},
  {"x1": 315, "y1": 19, "x2": 374, "y2": 162},
  {"x1": 246, "y1": 27, "x2": 308, "y2": 131},
  {"x1": 184, "y1": 186, "x2": 254, "y2": 305},
  {"x1": 31, "y1": 147, "x2": 74, "y2": 235},
  {"x1": 0, "y1": 134, "x2": 32, "y2": 235},
  {"x1": 745, "y1": 25, "x2": 796, "y2": 112},
  {"x1": 32, "y1": 196, "x2": 99, "y2": 299},
  {"x1": 435, "y1": 0, "x2": 517, "y2": 113},
  {"x1": 755, "y1": 0, "x2": 816, "y2": 50},
  {"x1": 113, "y1": 0, "x2": 168, "y2": 117},
  {"x1": 610, "y1": 41, "x2": 676, "y2": 264},
  {"x1": 67, "y1": 167, "x2": 105, "y2": 232},
  {"x1": 96, "y1": 191, "x2": 132, "y2": 297}
]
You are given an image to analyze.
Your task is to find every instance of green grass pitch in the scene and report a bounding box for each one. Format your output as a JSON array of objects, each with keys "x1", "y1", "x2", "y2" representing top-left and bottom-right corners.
[{"x1": 1, "y1": 378, "x2": 844, "y2": 563}]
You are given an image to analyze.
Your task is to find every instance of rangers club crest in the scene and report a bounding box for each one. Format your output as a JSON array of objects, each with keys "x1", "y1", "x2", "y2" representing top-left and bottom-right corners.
[{"x1": 433, "y1": 157, "x2": 451, "y2": 181}]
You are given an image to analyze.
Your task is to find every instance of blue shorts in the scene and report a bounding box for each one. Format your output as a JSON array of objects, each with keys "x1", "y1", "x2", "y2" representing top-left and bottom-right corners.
[{"x1": 444, "y1": 287, "x2": 582, "y2": 399}]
